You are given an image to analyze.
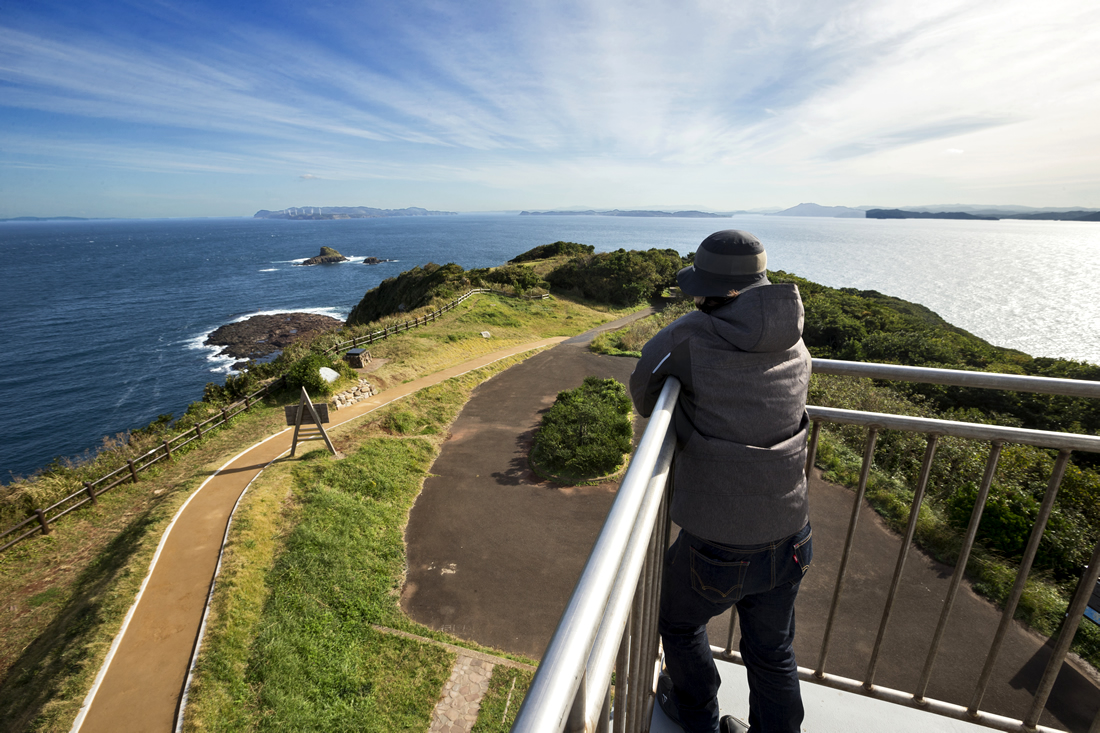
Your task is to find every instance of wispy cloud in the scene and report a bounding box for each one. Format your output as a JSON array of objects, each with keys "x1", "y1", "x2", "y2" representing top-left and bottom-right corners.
[{"x1": 1, "y1": 0, "x2": 1098, "y2": 215}]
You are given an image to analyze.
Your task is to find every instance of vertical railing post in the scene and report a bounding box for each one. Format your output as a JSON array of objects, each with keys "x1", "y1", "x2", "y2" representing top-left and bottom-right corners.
[
  {"x1": 916, "y1": 441, "x2": 1003, "y2": 702},
  {"x1": 34, "y1": 509, "x2": 50, "y2": 535},
  {"x1": 968, "y1": 450, "x2": 1072, "y2": 716},
  {"x1": 83, "y1": 481, "x2": 98, "y2": 505},
  {"x1": 816, "y1": 426, "x2": 878, "y2": 677},
  {"x1": 613, "y1": 624, "x2": 629, "y2": 733},
  {"x1": 128, "y1": 459, "x2": 138, "y2": 483},
  {"x1": 805, "y1": 419, "x2": 822, "y2": 477},
  {"x1": 566, "y1": 671, "x2": 586, "y2": 732},
  {"x1": 865, "y1": 433, "x2": 939, "y2": 688},
  {"x1": 1025, "y1": 532, "x2": 1100, "y2": 728}
]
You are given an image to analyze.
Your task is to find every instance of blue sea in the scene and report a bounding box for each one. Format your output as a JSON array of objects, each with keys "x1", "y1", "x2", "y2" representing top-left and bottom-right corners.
[{"x1": 1, "y1": 214, "x2": 1098, "y2": 482}]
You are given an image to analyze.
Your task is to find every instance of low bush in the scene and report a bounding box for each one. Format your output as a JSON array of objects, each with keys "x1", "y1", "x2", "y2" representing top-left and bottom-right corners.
[
  {"x1": 530, "y1": 377, "x2": 633, "y2": 480},
  {"x1": 284, "y1": 353, "x2": 354, "y2": 397}
]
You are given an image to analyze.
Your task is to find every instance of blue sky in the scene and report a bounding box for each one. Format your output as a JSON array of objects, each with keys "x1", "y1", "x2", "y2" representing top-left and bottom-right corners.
[{"x1": 2, "y1": 0, "x2": 1098, "y2": 217}]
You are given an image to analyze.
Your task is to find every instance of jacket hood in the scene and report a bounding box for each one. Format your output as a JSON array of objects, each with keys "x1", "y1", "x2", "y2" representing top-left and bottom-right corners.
[{"x1": 707, "y1": 283, "x2": 804, "y2": 353}]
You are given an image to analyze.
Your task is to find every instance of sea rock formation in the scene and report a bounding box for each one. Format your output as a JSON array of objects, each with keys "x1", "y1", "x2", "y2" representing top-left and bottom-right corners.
[
  {"x1": 299, "y1": 246, "x2": 348, "y2": 265},
  {"x1": 363, "y1": 256, "x2": 397, "y2": 265},
  {"x1": 205, "y1": 312, "x2": 343, "y2": 360}
]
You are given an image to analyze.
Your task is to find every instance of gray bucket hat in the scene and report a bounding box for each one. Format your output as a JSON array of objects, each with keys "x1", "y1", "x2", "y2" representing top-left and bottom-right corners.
[{"x1": 676, "y1": 229, "x2": 770, "y2": 297}]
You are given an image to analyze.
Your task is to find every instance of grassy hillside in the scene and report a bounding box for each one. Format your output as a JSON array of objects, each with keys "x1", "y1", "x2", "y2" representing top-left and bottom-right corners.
[{"x1": 0, "y1": 285, "x2": 632, "y2": 732}]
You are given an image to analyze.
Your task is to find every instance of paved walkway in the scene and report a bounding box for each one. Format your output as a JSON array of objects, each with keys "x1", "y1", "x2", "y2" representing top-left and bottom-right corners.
[
  {"x1": 71, "y1": 337, "x2": 566, "y2": 733},
  {"x1": 402, "y1": 310, "x2": 654, "y2": 657}
]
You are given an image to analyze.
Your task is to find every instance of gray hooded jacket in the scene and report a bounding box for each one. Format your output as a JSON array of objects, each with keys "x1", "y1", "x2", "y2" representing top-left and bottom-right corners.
[{"x1": 629, "y1": 284, "x2": 811, "y2": 545}]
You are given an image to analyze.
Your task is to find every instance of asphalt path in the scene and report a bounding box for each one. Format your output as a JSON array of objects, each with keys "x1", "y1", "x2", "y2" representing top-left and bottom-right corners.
[{"x1": 402, "y1": 316, "x2": 1100, "y2": 732}]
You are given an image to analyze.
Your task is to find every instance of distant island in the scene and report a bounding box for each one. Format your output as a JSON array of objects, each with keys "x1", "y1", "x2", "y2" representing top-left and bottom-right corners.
[
  {"x1": 255, "y1": 206, "x2": 457, "y2": 220},
  {"x1": 866, "y1": 209, "x2": 998, "y2": 220},
  {"x1": 0, "y1": 216, "x2": 104, "y2": 222},
  {"x1": 520, "y1": 209, "x2": 728, "y2": 218},
  {"x1": 768, "y1": 203, "x2": 865, "y2": 218}
]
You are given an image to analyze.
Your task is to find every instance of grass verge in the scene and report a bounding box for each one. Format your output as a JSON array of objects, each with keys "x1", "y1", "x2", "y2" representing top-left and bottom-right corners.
[
  {"x1": 183, "y1": 353, "x2": 542, "y2": 732},
  {"x1": 472, "y1": 666, "x2": 535, "y2": 733},
  {"x1": 0, "y1": 402, "x2": 286, "y2": 732}
]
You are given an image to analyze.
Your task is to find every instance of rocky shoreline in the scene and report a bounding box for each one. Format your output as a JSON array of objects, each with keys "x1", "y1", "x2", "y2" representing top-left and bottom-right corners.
[{"x1": 205, "y1": 312, "x2": 344, "y2": 362}]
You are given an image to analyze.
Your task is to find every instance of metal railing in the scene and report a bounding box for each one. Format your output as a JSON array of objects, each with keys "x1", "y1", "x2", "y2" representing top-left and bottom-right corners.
[{"x1": 512, "y1": 359, "x2": 1100, "y2": 733}]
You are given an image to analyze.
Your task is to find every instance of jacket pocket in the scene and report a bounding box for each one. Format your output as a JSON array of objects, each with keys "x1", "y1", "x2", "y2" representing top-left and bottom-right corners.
[{"x1": 689, "y1": 546, "x2": 750, "y2": 604}]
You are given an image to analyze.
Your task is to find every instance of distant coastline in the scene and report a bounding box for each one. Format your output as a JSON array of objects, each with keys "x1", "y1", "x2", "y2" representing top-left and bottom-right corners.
[
  {"x1": 255, "y1": 206, "x2": 457, "y2": 220},
  {"x1": 0, "y1": 216, "x2": 109, "y2": 222},
  {"x1": 520, "y1": 209, "x2": 729, "y2": 218}
]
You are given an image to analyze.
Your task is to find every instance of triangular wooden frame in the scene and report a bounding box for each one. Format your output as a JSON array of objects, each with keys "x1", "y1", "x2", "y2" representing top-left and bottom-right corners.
[{"x1": 290, "y1": 387, "x2": 337, "y2": 457}]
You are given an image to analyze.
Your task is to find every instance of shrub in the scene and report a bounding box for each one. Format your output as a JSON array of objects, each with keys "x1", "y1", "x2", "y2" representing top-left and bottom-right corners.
[
  {"x1": 546, "y1": 248, "x2": 683, "y2": 306},
  {"x1": 485, "y1": 264, "x2": 549, "y2": 294},
  {"x1": 510, "y1": 241, "x2": 595, "y2": 263},
  {"x1": 531, "y1": 377, "x2": 633, "y2": 479},
  {"x1": 285, "y1": 353, "x2": 345, "y2": 397}
]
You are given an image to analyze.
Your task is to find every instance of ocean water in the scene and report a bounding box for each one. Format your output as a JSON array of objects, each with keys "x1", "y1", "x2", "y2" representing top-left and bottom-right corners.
[{"x1": 1, "y1": 214, "x2": 1097, "y2": 482}]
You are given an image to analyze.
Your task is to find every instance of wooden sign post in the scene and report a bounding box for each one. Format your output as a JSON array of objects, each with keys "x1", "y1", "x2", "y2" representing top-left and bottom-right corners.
[{"x1": 285, "y1": 388, "x2": 337, "y2": 457}]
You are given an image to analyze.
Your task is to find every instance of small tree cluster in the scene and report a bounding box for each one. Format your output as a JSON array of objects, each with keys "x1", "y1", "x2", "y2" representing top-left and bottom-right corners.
[
  {"x1": 545, "y1": 248, "x2": 683, "y2": 306},
  {"x1": 531, "y1": 377, "x2": 633, "y2": 479},
  {"x1": 510, "y1": 241, "x2": 595, "y2": 263}
]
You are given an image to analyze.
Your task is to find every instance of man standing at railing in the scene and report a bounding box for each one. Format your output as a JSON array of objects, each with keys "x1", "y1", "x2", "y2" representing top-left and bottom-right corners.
[{"x1": 630, "y1": 230, "x2": 813, "y2": 733}]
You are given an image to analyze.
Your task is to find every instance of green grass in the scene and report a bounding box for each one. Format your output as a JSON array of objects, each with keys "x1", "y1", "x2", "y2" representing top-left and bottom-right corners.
[
  {"x1": 589, "y1": 299, "x2": 693, "y2": 357},
  {"x1": 471, "y1": 666, "x2": 535, "y2": 733},
  {"x1": 244, "y1": 441, "x2": 454, "y2": 731}
]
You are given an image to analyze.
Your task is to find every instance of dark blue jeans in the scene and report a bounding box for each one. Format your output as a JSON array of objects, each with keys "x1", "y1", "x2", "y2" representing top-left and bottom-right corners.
[{"x1": 659, "y1": 524, "x2": 812, "y2": 733}]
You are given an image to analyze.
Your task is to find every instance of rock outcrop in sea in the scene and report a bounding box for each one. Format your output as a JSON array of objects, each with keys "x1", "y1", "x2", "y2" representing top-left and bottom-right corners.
[
  {"x1": 298, "y1": 247, "x2": 348, "y2": 265},
  {"x1": 205, "y1": 313, "x2": 344, "y2": 361}
]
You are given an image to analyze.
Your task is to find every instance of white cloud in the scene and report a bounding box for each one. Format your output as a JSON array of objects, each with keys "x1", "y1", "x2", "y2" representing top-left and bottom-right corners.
[{"x1": 1, "y1": 0, "x2": 1098, "y2": 212}]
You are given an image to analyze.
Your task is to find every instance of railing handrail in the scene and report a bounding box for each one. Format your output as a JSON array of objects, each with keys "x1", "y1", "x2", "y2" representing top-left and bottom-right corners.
[
  {"x1": 515, "y1": 361, "x2": 1100, "y2": 733},
  {"x1": 813, "y1": 358, "x2": 1100, "y2": 399},
  {"x1": 512, "y1": 377, "x2": 681, "y2": 732},
  {"x1": 807, "y1": 405, "x2": 1100, "y2": 453}
]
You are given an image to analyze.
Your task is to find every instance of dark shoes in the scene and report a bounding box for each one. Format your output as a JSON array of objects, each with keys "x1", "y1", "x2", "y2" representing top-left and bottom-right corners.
[
  {"x1": 657, "y1": 673, "x2": 750, "y2": 733},
  {"x1": 720, "y1": 714, "x2": 749, "y2": 733},
  {"x1": 657, "y1": 673, "x2": 685, "y2": 728}
]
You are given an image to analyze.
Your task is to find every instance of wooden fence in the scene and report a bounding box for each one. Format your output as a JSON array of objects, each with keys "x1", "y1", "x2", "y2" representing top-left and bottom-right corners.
[{"x1": 0, "y1": 287, "x2": 535, "y2": 554}]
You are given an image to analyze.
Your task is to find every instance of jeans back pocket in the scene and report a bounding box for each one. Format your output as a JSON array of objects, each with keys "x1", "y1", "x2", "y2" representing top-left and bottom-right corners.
[{"x1": 689, "y1": 546, "x2": 750, "y2": 604}]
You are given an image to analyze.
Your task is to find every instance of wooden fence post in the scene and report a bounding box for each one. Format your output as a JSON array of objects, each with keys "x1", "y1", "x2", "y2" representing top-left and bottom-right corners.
[
  {"x1": 196, "y1": 423, "x2": 203, "y2": 440},
  {"x1": 35, "y1": 509, "x2": 50, "y2": 535},
  {"x1": 163, "y1": 439, "x2": 172, "y2": 460},
  {"x1": 84, "y1": 482, "x2": 98, "y2": 505},
  {"x1": 222, "y1": 407, "x2": 229, "y2": 424},
  {"x1": 128, "y1": 459, "x2": 138, "y2": 483}
]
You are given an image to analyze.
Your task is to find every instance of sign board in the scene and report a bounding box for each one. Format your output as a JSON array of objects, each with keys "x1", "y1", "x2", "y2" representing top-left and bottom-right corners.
[
  {"x1": 285, "y1": 402, "x2": 330, "y2": 426},
  {"x1": 1086, "y1": 579, "x2": 1100, "y2": 627}
]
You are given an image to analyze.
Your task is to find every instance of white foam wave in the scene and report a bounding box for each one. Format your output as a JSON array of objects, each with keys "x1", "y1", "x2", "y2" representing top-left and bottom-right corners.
[{"x1": 259, "y1": 268, "x2": 278, "y2": 272}]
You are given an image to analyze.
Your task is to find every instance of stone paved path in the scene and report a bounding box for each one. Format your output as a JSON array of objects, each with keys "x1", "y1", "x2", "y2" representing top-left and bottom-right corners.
[{"x1": 430, "y1": 655, "x2": 494, "y2": 733}]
